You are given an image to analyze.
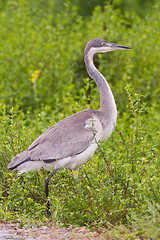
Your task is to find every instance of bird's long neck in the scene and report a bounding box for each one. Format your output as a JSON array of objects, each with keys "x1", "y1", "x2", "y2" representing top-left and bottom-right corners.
[{"x1": 84, "y1": 49, "x2": 117, "y2": 121}]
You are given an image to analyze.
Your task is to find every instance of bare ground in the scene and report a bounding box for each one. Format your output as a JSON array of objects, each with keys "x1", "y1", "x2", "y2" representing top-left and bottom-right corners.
[{"x1": 0, "y1": 221, "x2": 111, "y2": 240}]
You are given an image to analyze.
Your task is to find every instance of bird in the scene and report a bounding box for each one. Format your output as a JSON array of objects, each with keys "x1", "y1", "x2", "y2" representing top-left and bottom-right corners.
[{"x1": 8, "y1": 38, "x2": 131, "y2": 217}]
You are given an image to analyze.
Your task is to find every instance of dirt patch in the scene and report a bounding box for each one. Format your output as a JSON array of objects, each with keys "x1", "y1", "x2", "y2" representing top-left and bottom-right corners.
[{"x1": 0, "y1": 221, "x2": 110, "y2": 240}]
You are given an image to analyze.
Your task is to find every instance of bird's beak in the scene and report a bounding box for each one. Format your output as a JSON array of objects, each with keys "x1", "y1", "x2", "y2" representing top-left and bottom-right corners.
[{"x1": 107, "y1": 42, "x2": 132, "y2": 51}]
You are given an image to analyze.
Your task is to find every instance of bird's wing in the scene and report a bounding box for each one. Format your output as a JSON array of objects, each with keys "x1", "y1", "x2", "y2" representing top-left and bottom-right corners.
[{"x1": 28, "y1": 110, "x2": 102, "y2": 161}]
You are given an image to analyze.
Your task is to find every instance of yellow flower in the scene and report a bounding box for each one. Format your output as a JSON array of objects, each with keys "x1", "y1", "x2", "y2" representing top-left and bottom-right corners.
[
  {"x1": 34, "y1": 70, "x2": 40, "y2": 74},
  {"x1": 29, "y1": 69, "x2": 40, "y2": 83}
]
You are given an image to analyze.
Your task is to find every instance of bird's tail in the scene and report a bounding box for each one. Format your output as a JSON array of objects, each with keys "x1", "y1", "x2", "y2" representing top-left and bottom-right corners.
[
  {"x1": 8, "y1": 150, "x2": 43, "y2": 174},
  {"x1": 8, "y1": 150, "x2": 30, "y2": 170}
]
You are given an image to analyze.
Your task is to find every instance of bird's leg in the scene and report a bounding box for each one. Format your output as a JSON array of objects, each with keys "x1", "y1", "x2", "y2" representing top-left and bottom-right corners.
[
  {"x1": 44, "y1": 169, "x2": 57, "y2": 218},
  {"x1": 72, "y1": 170, "x2": 80, "y2": 194},
  {"x1": 73, "y1": 170, "x2": 79, "y2": 180},
  {"x1": 44, "y1": 177, "x2": 51, "y2": 218}
]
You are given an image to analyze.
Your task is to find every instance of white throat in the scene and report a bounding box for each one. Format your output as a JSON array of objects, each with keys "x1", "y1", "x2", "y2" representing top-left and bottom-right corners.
[{"x1": 85, "y1": 47, "x2": 117, "y2": 126}]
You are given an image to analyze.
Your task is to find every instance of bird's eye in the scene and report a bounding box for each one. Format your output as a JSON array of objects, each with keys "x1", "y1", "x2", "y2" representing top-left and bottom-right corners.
[{"x1": 101, "y1": 42, "x2": 107, "y2": 46}]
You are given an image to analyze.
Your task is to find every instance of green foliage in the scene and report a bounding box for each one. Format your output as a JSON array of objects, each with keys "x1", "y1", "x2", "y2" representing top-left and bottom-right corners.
[
  {"x1": 0, "y1": 0, "x2": 159, "y2": 113},
  {"x1": 0, "y1": 0, "x2": 159, "y2": 239}
]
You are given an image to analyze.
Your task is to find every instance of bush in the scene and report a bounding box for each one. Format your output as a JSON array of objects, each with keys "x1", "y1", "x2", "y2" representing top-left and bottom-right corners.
[{"x1": 0, "y1": 0, "x2": 159, "y2": 239}]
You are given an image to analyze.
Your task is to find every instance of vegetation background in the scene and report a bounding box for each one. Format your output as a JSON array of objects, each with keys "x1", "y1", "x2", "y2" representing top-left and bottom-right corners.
[{"x1": 0, "y1": 0, "x2": 159, "y2": 239}]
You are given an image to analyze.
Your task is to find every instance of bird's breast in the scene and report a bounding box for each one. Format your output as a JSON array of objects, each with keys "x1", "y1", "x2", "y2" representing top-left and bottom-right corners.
[
  {"x1": 102, "y1": 122, "x2": 115, "y2": 140},
  {"x1": 100, "y1": 109, "x2": 117, "y2": 140}
]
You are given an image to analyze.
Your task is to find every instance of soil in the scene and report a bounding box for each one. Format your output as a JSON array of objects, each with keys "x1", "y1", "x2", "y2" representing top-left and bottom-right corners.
[{"x1": 0, "y1": 221, "x2": 110, "y2": 240}]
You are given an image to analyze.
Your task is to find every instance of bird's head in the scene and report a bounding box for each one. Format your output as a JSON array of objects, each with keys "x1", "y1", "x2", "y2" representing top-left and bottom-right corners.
[{"x1": 84, "y1": 38, "x2": 132, "y2": 56}]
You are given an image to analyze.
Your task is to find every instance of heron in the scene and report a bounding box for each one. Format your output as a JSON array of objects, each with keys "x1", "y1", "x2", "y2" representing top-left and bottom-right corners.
[{"x1": 8, "y1": 38, "x2": 131, "y2": 217}]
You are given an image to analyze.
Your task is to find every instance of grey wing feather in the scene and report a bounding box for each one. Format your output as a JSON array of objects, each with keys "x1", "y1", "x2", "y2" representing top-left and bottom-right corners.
[
  {"x1": 28, "y1": 110, "x2": 95, "y2": 161},
  {"x1": 8, "y1": 150, "x2": 31, "y2": 170}
]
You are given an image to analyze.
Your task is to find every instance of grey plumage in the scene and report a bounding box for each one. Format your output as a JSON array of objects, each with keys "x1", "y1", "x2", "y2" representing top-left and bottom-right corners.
[
  {"x1": 28, "y1": 110, "x2": 95, "y2": 160},
  {"x1": 8, "y1": 109, "x2": 96, "y2": 170},
  {"x1": 8, "y1": 38, "x2": 131, "y2": 217}
]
